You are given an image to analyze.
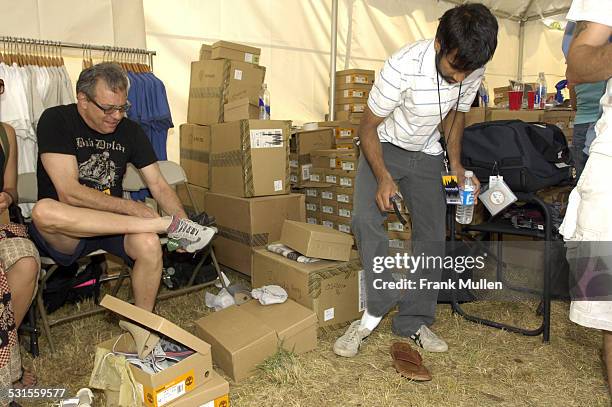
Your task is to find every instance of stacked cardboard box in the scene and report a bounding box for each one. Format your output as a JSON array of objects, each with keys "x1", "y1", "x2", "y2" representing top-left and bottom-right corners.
[
  {"x1": 542, "y1": 109, "x2": 575, "y2": 143},
  {"x1": 179, "y1": 123, "x2": 211, "y2": 208},
  {"x1": 289, "y1": 128, "x2": 334, "y2": 188},
  {"x1": 318, "y1": 119, "x2": 359, "y2": 150},
  {"x1": 333, "y1": 69, "x2": 374, "y2": 121}
]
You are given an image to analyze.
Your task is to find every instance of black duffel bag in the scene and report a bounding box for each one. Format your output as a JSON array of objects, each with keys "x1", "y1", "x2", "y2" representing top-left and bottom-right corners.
[{"x1": 461, "y1": 120, "x2": 574, "y2": 192}]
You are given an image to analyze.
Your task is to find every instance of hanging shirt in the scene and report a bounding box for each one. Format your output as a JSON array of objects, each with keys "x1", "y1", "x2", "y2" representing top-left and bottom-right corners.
[{"x1": 36, "y1": 104, "x2": 157, "y2": 200}]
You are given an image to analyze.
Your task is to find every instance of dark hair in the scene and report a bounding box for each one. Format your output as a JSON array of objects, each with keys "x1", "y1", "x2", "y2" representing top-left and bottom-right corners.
[
  {"x1": 76, "y1": 62, "x2": 128, "y2": 98},
  {"x1": 435, "y1": 3, "x2": 498, "y2": 72}
]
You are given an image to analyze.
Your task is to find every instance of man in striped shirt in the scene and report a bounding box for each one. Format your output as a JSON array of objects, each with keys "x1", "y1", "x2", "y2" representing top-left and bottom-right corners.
[{"x1": 334, "y1": 3, "x2": 498, "y2": 360}]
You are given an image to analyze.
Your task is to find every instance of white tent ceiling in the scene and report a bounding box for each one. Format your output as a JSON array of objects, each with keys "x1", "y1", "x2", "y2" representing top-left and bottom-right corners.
[{"x1": 444, "y1": 0, "x2": 572, "y2": 21}]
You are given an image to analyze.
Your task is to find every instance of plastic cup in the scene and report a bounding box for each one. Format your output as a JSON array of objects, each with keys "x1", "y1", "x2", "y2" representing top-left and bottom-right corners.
[
  {"x1": 527, "y1": 91, "x2": 535, "y2": 109},
  {"x1": 508, "y1": 91, "x2": 522, "y2": 110}
]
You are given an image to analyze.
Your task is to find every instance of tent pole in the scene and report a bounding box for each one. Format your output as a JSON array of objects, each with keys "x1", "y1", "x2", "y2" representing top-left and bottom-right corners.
[
  {"x1": 517, "y1": 20, "x2": 526, "y2": 82},
  {"x1": 329, "y1": 0, "x2": 338, "y2": 121}
]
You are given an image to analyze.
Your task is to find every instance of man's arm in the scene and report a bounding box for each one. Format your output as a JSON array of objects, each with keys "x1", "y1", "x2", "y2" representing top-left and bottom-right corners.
[
  {"x1": 41, "y1": 153, "x2": 156, "y2": 217},
  {"x1": 139, "y1": 163, "x2": 188, "y2": 218},
  {"x1": 444, "y1": 110, "x2": 480, "y2": 199},
  {"x1": 358, "y1": 107, "x2": 397, "y2": 211},
  {"x1": 566, "y1": 21, "x2": 612, "y2": 84}
]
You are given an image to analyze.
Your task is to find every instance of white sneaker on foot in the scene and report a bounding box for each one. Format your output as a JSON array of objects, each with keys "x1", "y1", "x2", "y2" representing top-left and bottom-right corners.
[
  {"x1": 333, "y1": 320, "x2": 371, "y2": 358},
  {"x1": 410, "y1": 325, "x2": 448, "y2": 353},
  {"x1": 167, "y1": 216, "x2": 216, "y2": 253}
]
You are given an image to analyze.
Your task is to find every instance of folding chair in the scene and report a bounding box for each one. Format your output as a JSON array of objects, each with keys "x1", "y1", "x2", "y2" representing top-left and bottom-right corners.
[{"x1": 18, "y1": 161, "x2": 223, "y2": 354}]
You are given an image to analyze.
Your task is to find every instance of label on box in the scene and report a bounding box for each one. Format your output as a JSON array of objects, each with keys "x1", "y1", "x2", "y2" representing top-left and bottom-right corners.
[
  {"x1": 388, "y1": 222, "x2": 404, "y2": 232},
  {"x1": 343, "y1": 90, "x2": 364, "y2": 98},
  {"x1": 307, "y1": 217, "x2": 318, "y2": 224},
  {"x1": 144, "y1": 369, "x2": 194, "y2": 407},
  {"x1": 306, "y1": 188, "x2": 318, "y2": 197},
  {"x1": 244, "y1": 53, "x2": 253, "y2": 63},
  {"x1": 322, "y1": 205, "x2": 334, "y2": 214},
  {"x1": 324, "y1": 307, "x2": 335, "y2": 321},
  {"x1": 340, "y1": 177, "x2": 353, "y2": 187},
  {"x1": 326, "y1": 175, "x2": 337, "y2": 184},
  {"x1": 234, "y1": 69, "x2": 243, "y2": 80},
  {"x1": 339, "y1": 208, "x2": 351, "y2": 218},
  {"x1": 274, "y1": 180, "x2": 283, "y2": 191},
  {"x1": 352, "y1": 104, "x2": 365, "y2": 113},
  {"x1": 322, "y1": 191, "x2": 333, "y2": 200},
  {"x1": 322, "y1": 220, "x2": 334, "y2": 228},
  {"x1": 346, "y1": 75, "x2": 367, "y2": 84},
  {"x1": 342, "y1": 162, "x2": 355, "y2": 171},
  {"x1": 289, "y1": 159, "x2": 298, "y2": 168},
  {"x1": 358, "y1": 270, "x2": 366, "y2": 312},
  {"x1": 389, "y1": 239, "x2": 406, "y2": 249},
  {"x1": 330, "y1": 158, "x2": 337, "y2": 169},
  {"x1": 337, "y1": 128, "x2": 353, "y2": 138},
  {"x1": 310, "y1": 174, "x2": 321, "y2": 182},
  {"x1": 301, "y1": 164, "x2": 312, "y2": 181},
  {"x1": 306, "y1": 203, "x2": 317, "y2": 212},
  {"x1": 199, "y1": 394, "x2": 230, "y2": 407},
  {"x1": 250, "y1": 129, "x2": 283, "y2": 148},
  {"x1": 339, "y1": 224, "x2": 351, "y2": 234},
  {"x1": 337, "y1": 194, "x2": 350, "y2": 203},
  {"x1": 290, "y1": 174, "x2": 298, "y2": 183}
]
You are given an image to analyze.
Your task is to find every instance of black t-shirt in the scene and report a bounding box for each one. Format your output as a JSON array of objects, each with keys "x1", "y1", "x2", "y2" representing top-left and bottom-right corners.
[{"x1": 36, "y1": 104, "x2": 157, "y2": 200}]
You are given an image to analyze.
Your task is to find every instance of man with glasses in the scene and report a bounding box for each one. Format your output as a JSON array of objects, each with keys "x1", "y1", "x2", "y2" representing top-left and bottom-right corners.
[{"x1": 29, "y1": 62, "x2": 215, "y2": 312}]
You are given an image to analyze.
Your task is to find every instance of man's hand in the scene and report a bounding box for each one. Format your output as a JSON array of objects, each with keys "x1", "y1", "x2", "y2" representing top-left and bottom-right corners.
[
  {"x1": 376, "y1": 175, "x2": 399, "y2": 211},
  {"x1": 129, "y1": 201, "x2": 160, "y2": 218},
  {"x1": 455, "y1": 166, "x2": 481, "y2": 204},
  {"x1": 0, "y1": 192, "x2": 13, "y2": 213}
]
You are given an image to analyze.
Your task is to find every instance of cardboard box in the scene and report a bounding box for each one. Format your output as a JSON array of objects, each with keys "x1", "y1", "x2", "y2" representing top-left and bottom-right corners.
[
  {"x1": 308, "y1": 168, "x2": 326, "y2": 184},
  {"x1": 334, "y1": 82, "x2": 373, "y2": 91},
  {"x1": 252, "y1": 248, "x2": 364, "y2": 328},
  {"x1": 98, "y1": 296, "x2": 212, "y2": 407},
  {"x1": 212, "y1": 40, "x2": 261, "y2": 65},
  {"x1": 176, "y1": 183, "x2": 207, "y2": 215},
  {"x1": 306, "y1": 214, "x2": 321, "y2": 225},
  {"x1": 205, "y1": 192, "x2": 305, "y2": 275},
  {"x1": 337, "y1": 202, "x2": 353, "y2": 219},
  {"x1": 336, "y1": 103, "x2": 366, "y2": 114},
  {"x1": 210, "y1": 119, "x2": 290, "y2": 197},
  {"x1": 385, "y1": 213, "x2": 411, "y2": 233},
  {"x1": 320, "y1": 201, "x2": 338, "y2": 216},
  {"x1": 194, "y1": 305, "x2": 277, "y2": 383},
  {"x1": 290, "y1": 128, "x2": 334, "y2": 187},
  {"x1": 199, "y1": 44, "x2": 212, "y2": 61},
  {"x1": 542, "y1": 109, "x2": 576, "y2": 141},
  {"x1": 280, "y1": 220, "x2": 353, "y2": 261},
  {"x1": 465, "y1": 107, "x2": 486, "y2": 127},
  {"x1": 305, "y1": 186, "x2": 321, "y2": 199},
  {"x1": 321, "y1": 216, "x2": 336, "y2": 230},
  {"x1": 166, "y1": 371, "x2": 228, "y2": 407},
  {"x1": 224, "y1": 97, "x2": 259, "y2": 122},
  {"x1": 335, "y1": 69, "x2": 375, "y2": 85},
  {"x1": 180, "y1": 123, "x2": 210, "y2": 188},
  {"x1": 335, "y1": 88, "x2": 369, "y2": 99},
  {"x1": 188, "y1": 60, "x2": 265, "y2": 125},
  {"x1": 239, "y1": 299, "x2": 318, "y2": 354},
  {"x1": 335, "y1": 187, "x2": 354, "y2": 204},
  {"x1": 320, "y1": 187, "x2": 336, "y2": 202},
  {"x1": 486, "y1": 108, "x2": 543, "y2": 122},
  {"x1": 334, "y1": 216, "x2": 352, "y2": 235}
]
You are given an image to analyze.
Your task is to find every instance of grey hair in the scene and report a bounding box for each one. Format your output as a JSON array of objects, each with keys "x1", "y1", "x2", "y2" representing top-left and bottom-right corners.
[{"x1": 76, "y1": 62, "x2": 129, "y2": 98}]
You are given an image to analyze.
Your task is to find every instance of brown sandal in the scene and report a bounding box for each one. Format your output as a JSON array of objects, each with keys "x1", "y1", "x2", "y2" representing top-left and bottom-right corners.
[{"x1": 390, "y1": 342, "x2": 432, "y2": 381}]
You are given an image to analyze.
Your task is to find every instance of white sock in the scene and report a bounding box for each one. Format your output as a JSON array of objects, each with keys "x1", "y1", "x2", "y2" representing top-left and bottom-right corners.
[{"x1": 359, "y1": 310, "x2": 382, "y2": 332}]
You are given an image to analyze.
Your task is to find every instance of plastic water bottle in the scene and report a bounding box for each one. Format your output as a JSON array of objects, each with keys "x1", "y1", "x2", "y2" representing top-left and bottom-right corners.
[
  {"x1": 456, "y1": 171, "x2": 475, "y2": 224},
  {"x1": 258, "y1": 83, "x2": 270, "y2": 119},
  {"x1": 479, "y1": 78, "x2": 489, "y2": 107},
  {"x1": 535, "y1": 72, "x2": 547, "y2": 109}
]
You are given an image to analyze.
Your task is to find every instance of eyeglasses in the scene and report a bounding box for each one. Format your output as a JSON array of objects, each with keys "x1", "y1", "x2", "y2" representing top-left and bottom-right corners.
[{"x1": 88, "y1": 97, "x2": 131, "y2": 115}]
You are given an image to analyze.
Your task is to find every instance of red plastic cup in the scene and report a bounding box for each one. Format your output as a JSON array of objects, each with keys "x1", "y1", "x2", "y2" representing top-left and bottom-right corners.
[
  {"x1": 508, "y1": 91, "x2": 522, "y2": 110},
  {"x1": 527, "y1": 91, "x2": 535, "y2": 109}
]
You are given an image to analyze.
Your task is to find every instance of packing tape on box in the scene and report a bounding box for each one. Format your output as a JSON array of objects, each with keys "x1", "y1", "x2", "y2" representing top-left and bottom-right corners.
[
  {"x1": 189, "y1": 86, "x2": 224, "y2": 98},
  {"x1": 180, "y1": 148, "x2": 210, "y2": 163},
  {"x1": 209, "y1": 150, "x2": 243, "y2": 167},
  {"x1": 303, "y1": 122, "x2": 318, "y2": 131},
  {"x1": 216, "y1": 225, "x2": 269, "y2": 246},
  {"x1": 308, "y1": 259, "x2": 361, "y2": 299},
  {"x1": 240, "y1": 121, "x2": 255, "y2": 197}
]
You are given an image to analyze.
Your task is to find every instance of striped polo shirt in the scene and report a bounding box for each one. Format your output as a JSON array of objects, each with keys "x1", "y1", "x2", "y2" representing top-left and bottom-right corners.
[{"x1": 367, "y1": 39, "x2": 484, "y2": 155}]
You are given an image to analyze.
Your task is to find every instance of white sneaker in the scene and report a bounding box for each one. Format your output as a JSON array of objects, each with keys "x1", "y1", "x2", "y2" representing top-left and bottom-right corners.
[
  {"x1": 167, "y1": 216, "x2": 216, "y2": 253},
  {"x1": 410, "y1": 325, "x2": 448, "y2": 353},
  {"x1": 333, "y1": 320, "x2": 371, "y2": 358}
]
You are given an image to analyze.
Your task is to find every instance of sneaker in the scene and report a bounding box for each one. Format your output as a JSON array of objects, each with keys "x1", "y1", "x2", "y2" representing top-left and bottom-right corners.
[
  {"x1": 167, "y1": 216, "x2": 216, "y2": 253},
  {"x1": 333, "y1": 320, "x2": 371, "y2": 358},
  {"x1": 410, "y1": 325, "x2": 448, "y2": 353}
]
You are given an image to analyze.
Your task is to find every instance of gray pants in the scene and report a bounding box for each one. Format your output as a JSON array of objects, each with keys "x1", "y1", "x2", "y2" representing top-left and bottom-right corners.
[{"x1": 352, "y1": 143, "x2": 446, "y2": 336}]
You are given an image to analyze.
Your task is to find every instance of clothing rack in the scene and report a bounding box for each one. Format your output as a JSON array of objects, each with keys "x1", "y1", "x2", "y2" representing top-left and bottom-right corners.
[{"x1": 0, "y1": 36, "x2": 156, "y2": 70}]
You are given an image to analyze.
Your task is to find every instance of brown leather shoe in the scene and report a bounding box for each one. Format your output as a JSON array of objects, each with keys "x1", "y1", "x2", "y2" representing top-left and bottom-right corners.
[{"x1": 390, "y1": 341, "x2": 432, "y2": 381}]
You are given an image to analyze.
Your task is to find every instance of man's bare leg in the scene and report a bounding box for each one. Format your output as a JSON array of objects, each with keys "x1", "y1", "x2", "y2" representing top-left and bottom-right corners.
[
  {"x1": 124, "y1": 233, "x2": 162, "y2": 311},
  {"x1": 604, "y1": 330, "x2": 612, "y2": 394}
]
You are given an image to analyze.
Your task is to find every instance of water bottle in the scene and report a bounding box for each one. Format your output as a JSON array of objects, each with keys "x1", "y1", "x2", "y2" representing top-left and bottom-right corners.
[
  {"x1": 535, "y1": 72, "x2": 547, "y2": 109},
  {"x1": 258, "y1": 83, "x2": 270, "y2": 119},
  {"x1": 479, "y1": 78, "x2": 489, "y2": 107},
  {"x1": 456, "y1": 170, "x2": 475, "y2": 224}
]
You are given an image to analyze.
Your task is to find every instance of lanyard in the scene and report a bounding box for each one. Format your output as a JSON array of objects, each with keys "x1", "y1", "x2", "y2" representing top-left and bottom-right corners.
[{"x1": 436, "y1": 73, "x2": 462, "y2": 173}]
